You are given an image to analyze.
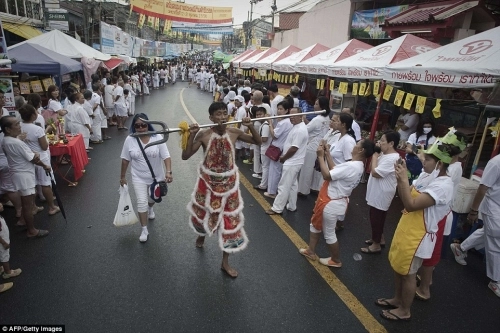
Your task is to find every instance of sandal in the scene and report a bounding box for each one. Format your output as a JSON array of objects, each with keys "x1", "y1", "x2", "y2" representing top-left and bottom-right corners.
[
  {"x1": 265, "y1": 209, "x2": 282, "y2": 215},
  {"x1": 361, "y1": 247, "x2": 382, "y2": 254},
  {"x1": 364, "y1": 240, "x2": 386, "y2": 248},
  {"x1": 380, "y1": 310, "x2": 411, "y2": 321},
  {"x1": 375, "y1": 298, "x2": 398, "y2": 309},
  {"x1": 299, "y1": 248, "x2": 318, "y2": 261},
  {"x1": 27, "y1": 229, "x2": 49, "y2": 239}
]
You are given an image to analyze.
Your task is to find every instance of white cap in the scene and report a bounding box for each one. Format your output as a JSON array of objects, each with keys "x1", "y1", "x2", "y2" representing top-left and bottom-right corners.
[
  {"x1": 227, "y1": 91, "x2": 236, "y2": 100},
  {"x1": 235, "y1": 95, "x2": 245, "y2": 103}
]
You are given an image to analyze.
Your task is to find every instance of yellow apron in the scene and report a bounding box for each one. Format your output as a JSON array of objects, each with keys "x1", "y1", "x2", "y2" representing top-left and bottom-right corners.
[{"x1": 388, "y1": 187, "x2": 427, "y2": 275}]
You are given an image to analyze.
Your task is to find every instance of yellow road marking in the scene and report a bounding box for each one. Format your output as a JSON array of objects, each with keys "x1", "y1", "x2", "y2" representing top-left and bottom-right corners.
[
  {"x1": 180, "y1": 87, "x2": 387, "y2": 333},
  {"x1": 239, "y1": 175, "x2": 387, "y2": 333}
]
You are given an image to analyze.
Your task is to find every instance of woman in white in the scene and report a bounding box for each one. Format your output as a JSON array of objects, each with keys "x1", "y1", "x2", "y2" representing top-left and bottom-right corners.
[
  {"x1": 124, "y1": 79, "x2": 136, "y2": 116},
  {"x1": 19, "y1": 105, "x2": 60, "y2": 216},
  {"x1": 254, "y1": 107, "x2": 270, "y2": 190},
  {"x1": 153, "y1": 68, "x2": 160, "y2": 89},
  {"x1": 46, "y1": 85, "x2": 68, "y2": 118},
  {"x1": 298, "y1": 97, "x2": 331, "y2": 196},
  {"x1": 405, "y1": 117, "x2": 436, "y2": 183},
  {"x1": 377, "y1": 141, "x2": 453, "y2": 321},
  {"x1": 67, "y1": 93, "x2": 92, "y2": 149},
  {"x1": 362, "y1": 130, "x2": 401, "y2": 253},
  {"x1": 299, "y1": 139, "x2": 376, "y2": 268},
  {"x1": 120, "y1": 114, "x2": 173, "y2": 243},
  {"x1": 264, "y1": 101, "x2": 293, "y2": 199},
  {"x1": 142, "y1": 75, "x2": 150, "y2": 96}
]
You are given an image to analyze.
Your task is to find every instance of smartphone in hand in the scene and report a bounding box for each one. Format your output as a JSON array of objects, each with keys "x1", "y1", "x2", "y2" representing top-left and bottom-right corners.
[{"x1": 412, "y1": 144, "x2": 419, "y2": 154}]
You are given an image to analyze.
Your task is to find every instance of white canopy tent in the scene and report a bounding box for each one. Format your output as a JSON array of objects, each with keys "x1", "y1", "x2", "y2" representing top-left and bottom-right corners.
[
  {"x1": 327, "y1": 34, "x2": 439, "y2": 79},
  {"x1": 383, "y1": 26, "x2": 500, "y2": 88},
  {"x1": 295, "y1": 39, "x2": 373, "y2": 75},
  {"x1": 240, "y1": 48, "x2": 278, "y2": 69},
  {"x1": 8, "y1": 29, "x2": 111, "y2": 61},
  {"x1": 272, "y1": 43, "x2": 329, "y2": 73},
  {"x1": 253, "y1": 45, "x2": 301, "y2": 70},
  {"x1": 232, "y1": 49, "x2": 263, "y2": 68}
]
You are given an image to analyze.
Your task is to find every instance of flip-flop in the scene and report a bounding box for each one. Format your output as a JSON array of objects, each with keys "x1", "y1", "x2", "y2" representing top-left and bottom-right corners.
[
  {"x1": 364, "y1": 240, "x2": 386, "y2": 248},
  {"x1": 299, "y1": 248, "x2": 318, "y2": 261},
  {"x1": 48, "y1": 207, "x2": 61, "y2": 216},
  {"x1": 380, "y1": 310, "x2": 411, "y2": 321},
  {"x1": 265, "y1": 209, "x2": 282, "y2": 215},
  {"x1": 415, "y1": 291, "x2": 430, "y2": 301},
  {"x1": 27, "y1": 229, "x2": 49, "y2": 239},
  {"x1": 375, "y1": 298, "x2": 398, "y2": 309},
  {"x1": 361, "y1": 247, "x2": 382, "y2": 254}
]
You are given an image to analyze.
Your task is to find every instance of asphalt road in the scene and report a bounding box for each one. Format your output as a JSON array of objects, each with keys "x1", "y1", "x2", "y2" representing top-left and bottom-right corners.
[{"x1": 1, "y1": 83, "x2": 499, "y2": 333}]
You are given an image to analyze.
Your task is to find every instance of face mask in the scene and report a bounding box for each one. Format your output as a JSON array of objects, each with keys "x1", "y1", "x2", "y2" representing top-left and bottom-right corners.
[{"x1": 423, "y1": 127, "x2": 432, "y2": 134}]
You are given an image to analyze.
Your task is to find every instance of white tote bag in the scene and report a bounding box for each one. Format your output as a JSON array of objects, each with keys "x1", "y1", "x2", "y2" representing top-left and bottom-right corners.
[{"x1": 113, "y1": 185, "x2": 139, "y2": 227}]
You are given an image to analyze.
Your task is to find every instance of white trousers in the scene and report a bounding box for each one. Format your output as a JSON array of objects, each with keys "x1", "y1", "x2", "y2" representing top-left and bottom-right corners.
[
  {"x1": 129, "y1": 101, "x2": 135, "y2": 115},
  {"x1": 272, "y1": 164, "x2": 302, "y2": 213},
  {"x1": 132, "y1": 182, "x2": 154, "y2": 213},
  {"x1": 298, "y1": 149, "x2": 317, "y2": 195},
  {"x1": 267, "y1": 159, "x2": 283, "y2": 195},
  {"x1": 259, "y1": 153, "x2": 270, "y2": 188},
  {"x1": 461, "y1": 228, "x2": 485, "y2": 251},
  {"x1": 309, "y1": 198, "x2": 347, "y2": 244},
  {"x1": 483, "y1": 214, "x2": 500, "y2": 281},
  {"x1": 90, "y1": 116, "x2": 102, "y2": 141},
  {"x1": 253, "y1": 145, "x2": 262, "y2": 174}
]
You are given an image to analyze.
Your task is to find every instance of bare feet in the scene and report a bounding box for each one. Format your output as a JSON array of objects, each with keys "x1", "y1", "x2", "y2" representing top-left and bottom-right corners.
[
  {"x1": 221, "y1": 262, "x2": 238, "y2": 278},
  {"x1": 195, "y1": 236, "x2": 205, "y2": 248},
  {"x1": 48, "y1": 206, "x2": 61, "y2": 216}
]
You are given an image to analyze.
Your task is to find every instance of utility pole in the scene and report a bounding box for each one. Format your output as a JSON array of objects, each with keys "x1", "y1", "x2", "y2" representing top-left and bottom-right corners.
[
  {"x1": 271, "y1": 0, "x2": 277, "y2": 35},
  {"x1": 248, "y1": 0, "x2": 263, "y2": 49}
]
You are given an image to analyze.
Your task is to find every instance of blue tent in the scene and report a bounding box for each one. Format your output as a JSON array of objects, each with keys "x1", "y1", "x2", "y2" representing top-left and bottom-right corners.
[{"x1": 9, "y1": 43, "x2": 82, "y2": 75}]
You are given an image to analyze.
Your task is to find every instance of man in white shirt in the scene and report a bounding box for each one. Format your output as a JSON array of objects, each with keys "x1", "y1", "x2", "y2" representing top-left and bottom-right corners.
[
  {"x1": 397, "y1": 106, "x2": 419, "y2": 142},
  {"x1": 90, "y1": 83, "x2": 104, "y2": 143},
  {"x1": 104, "y1": 79, "x2": 116, "y2": 126},
  {"x1": 342, "y1": 107, "x2": 361, "y2": 142},
  {"x1": 252, "y1": 91, "x2": 271, "y2": 115},
  {"x1": 266, "y1": 108, "x2": 309, "y2": 214},
  {"x1": 268, "y1": 84, "x2": 284, "y2": 119},
  {"x1": 113, "y1": 81, "x2": 127, "y2": 130},
  {"x1": 101, "y1": 72, "x2": 110, "y2": 86},
  {"x1": 234, "y1": 95, "x2": 249, "y2": 159}
]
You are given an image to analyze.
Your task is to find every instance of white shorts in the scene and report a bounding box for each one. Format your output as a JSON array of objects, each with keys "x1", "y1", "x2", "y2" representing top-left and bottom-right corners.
[
  {"x1": 35, "y1": 165, "x2": 54, "y2": 186},
  {"x1": 19, "y1": 187, "x2": 36, "y2": 196},
  {"x1": 0, "y1": 166, "x2": 16, "y2": 194},
  {"x1": 106, "y1": 106, "x2": 115, "y2": 117},
  {"x1": 0, "y1": 218, "x2": 9, "y2": 262}
]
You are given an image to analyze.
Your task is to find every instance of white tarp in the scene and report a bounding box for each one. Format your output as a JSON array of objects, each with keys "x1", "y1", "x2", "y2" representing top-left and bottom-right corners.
[
  {"x1": 240, "y1": 48, "x2": 278, "y2": 69},
  {"x1": 272, "y1": 43, "x2": 330, "y2": 73},
  {"x1": 254, "y1": 45, "x2": 302, "y2": 70},
  {"x1": 233, "y1": 49, "x2": 262, "y2": 68},
  {"x1": 295, "y1": 39, "x2": 373, "y2": 75},
  {"x1": 327, "y1": 34, "x2": 438, "y2": 79},
  {"x1": 383, "y1": 26, "x2": 500, "y2": 88},
  {"x1": 8, "y1": 29, "x2": 111, "y2": 61}
]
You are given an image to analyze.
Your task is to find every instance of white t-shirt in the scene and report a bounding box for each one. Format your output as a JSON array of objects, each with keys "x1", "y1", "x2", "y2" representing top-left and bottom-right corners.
[
  {"x1": 398, "y1": 113, "x2": 419, "y2": 141},
  {"x1": 259, "y1": 121, "x2": 271, "y2": 153},
  {"x1": 447, "y1": 162, "x2": 463, "y2": 200},
  {"x1": 407, "y1": 133, "x2": 436, "y2": 149},
  {"x1": 416, "y1": 176, "x2": 454, "y2": 258},
  {"x1": 366, "y1": 152, "x2": 400, "y2": 211},
  {"x1": 479, "y1": 154, "x2": 500, "y2": 216},
  {"x1": 1, "y1": 136, "x2": 36, "y2": 190},
  {"x1": 330, "y1": 134, "x2": 356, "y2": 165},
  {"x1": 323, "y1": 129, "x2": 340, "y2": 147},
  {"x1": 120, "y1": 135, "x2": 171, "y2": 185},
  {"x1": 20, "y1": 122, "x2": 49, "y2": 164},
  {"x1": 293, "y1": 97, "x2": 300, "y2": 108},
  {"x1": 235, "y1": 106, "x2": 248, "y2": 132},
  {"x1": 270, "y1": 95, "x2": 284, "y2": 117},
  {"x1": 352, "y1": 120, "x2": 361, "y2": 142},
  {"x1": 90, "y1": 92, "x2": 102, "y2": 117},
  {"x1": 283, "y1": 122, "x2": 308, "y2": 166},
  {"x1": 113, "y1": 86, "x2": 126, "y2": 108},
  {"x1": 272, "y1": 118, "x2": 293, "y2": 150},
  {"x1": 328, "y1": 161, "x2": 364, "y2": 199},
  {"x1": 104, "y1": 85, "x2": 115, "y2": 108},
  {"x1": 48, "y1": 99, "x2": 63, "y2": 113},
  {"x1": 306, "y1": 115, "x2": 330, "y2": 151}
]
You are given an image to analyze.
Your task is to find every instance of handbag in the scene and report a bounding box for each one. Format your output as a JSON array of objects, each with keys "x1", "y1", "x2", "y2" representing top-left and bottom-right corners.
[
  {"x1": 136, "y1": 137, "x2": 168, "y2": 203},
  {"x1": 265, "y1": 137, "x2": 282, "y2": 162}
]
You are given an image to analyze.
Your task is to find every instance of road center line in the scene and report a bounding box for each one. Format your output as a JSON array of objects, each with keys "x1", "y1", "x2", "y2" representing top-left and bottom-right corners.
[{"x1": 179, "y1": 89, "x2": 387, "y2": 333}]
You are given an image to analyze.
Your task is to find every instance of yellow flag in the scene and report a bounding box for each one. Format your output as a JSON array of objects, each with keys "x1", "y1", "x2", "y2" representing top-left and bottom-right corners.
[
  {"x1": 147, "y1": 16, "x2": 154, "y2": 27},
  {"x1": 154, "y1": 17, "x2": 159, "y2": 30},
  {"x1": 295, "y1": 74, "x2": 299, "y2": 83},
  {"x1": 433, "y1": 99, "x2": 442, "y2": 118},
  {"x1": 383, "y1": 85, "x2": 393, "y2": 101},
  {"x1": 373, "y1": 81, "x2": 380, "y2": 95},
  {"x1": 416, "y1": 96, "x2": 427, "y2": 113},
  {"x1": 364, "y1": 83, "x2": 371, "y2": 96},
  {"x1": 358, "y1": 82, "x2": 366, "y2": 96},
  {"x1": 329, "y1": 80, "x2": 334, "y2": 90},
  {"x1": 352, "y1": 82, "x2": 358, "y2": 96},
  {"x1": 284, "y1": 75, "x2": 288, "y2": 84},
  {"x1": 339, "y1": 82, "x2": 348, "y2": 95},
  {"x1": 404, "y1": 93, "x2": 416, "y2": 110},
  {"x1": 290, "y1": 75, "x2": 293, "y2": 83},
  {"x1": 394, "y1": 90, "x2": 405, "y2": 106},
  {"x1": 316, "y1": 79, "x2": 321, "y2": 89},
  {"x1": 138, "y1": 14, "x2": 146, "y2": 28},
  {"x1": 320, "y1": 79, "x2": 325, "y2": 90}
]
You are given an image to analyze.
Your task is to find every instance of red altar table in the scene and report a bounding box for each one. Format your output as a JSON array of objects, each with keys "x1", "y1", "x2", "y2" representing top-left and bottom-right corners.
[{"x1": 49, "y1": 134, "x2": 89, "y2": 183}]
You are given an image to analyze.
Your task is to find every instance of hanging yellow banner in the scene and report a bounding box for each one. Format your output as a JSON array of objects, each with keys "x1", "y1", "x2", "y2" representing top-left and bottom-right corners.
[
  {"x1": 373, "y1": 81, "x2": 380, "y2": 96},
  {"x1": 130, "y1": 1, "x2": 233, "y2": 24},
  {"x1": 352, "y1": 82, "x2": 358, "y2": 96},
  {"x1": 383, "y1": 85, "x2": 393, "y2": 101},
  {"x1": 394, "y1": 90, "x2": 405, "y2": 106},
  {"x1": 147, "y1": 16, "x2": 154, "y2": 27},
  {"x1": 268, "y1": 74, "x2": 272, "y2": 80},
  {"x1": 42, "y1": 78, "x2": 54, "y2": 90},
  {"x1": 403, "y1": 93, "x2": 416, "y2": 110},
  {"x1": 284, "y1": 75, "x2": 288, "y2": 84},
  {"x1": 154, "y1": 17, "x2": 160, "y2": 30},
  {"x1": 416, "y1": 96, "x2": 427, "y2": 113},
  {"x1": 30, "y1": 80, "x2": 43, "y2": 93},
  {"x1": 316, "y1": 79, "x2": 321, "y2": 89},
  {"x1": 138, "y1": 14, "x2": 146, "y2": 28},
  {"x1": 433, "y1": 99, "x2": 442, "y2": 118},
  {"x1": 364, "y1": 83, "x2": 371, "y2": 96},
  {"x1": 358, "y1": 82, "x2": 366, "y2": 96},
  {"x1": 329, "y1": 80, "x2": 335, "y2": 91},
  {"x1": 320, "y1": 79, "x2": 325, "y2": 89},
  {"x1": 339, "y1": 82, "x2": 348, "y2": 95},
  {"x1": 295, "y1": 74, "x2": 299, "y2": 83},
  {"x1": 19, "y1": 82, "x2": 30, "y2": 94}
]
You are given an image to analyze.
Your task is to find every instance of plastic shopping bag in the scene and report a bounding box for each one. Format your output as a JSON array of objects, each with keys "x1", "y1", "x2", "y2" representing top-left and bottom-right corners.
[{"x1": 113, "y1": 185, "x2": 139, "y2": 227}]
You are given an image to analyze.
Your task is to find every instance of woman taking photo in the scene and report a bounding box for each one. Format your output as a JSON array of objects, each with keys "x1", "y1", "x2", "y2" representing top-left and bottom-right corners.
[
  {"x1": 405, "y1": 117, "x2": 436, "y2": 183},
  {"x1": 298, "y1": 96, "x2": 331, "y2": 196},
  {"x1": 362, "y1": 130, "x2": 401, "y2": 253},
  {"x1": 19, "y1": 105, "x2": 60, "y2": 216},
  {"x1": 120, "y1": 114, "x2": 173, "y2": 242},
  {"x1": 376, "y1": 140, "x2": 454, "y2": 321},
  {"x1": 299, "y1": 139, "x2": 375, "y2": 268}
]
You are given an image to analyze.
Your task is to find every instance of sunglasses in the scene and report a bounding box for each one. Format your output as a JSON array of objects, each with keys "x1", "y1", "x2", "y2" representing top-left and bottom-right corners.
[{"x1": 134, "y1": 123, "x2": 148, "y2": 129}]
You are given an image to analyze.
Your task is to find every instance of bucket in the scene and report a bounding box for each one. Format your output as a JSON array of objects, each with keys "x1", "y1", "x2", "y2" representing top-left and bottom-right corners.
[{"x1": 452, "y1": 177, "x2": 479, "y2": 213}]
